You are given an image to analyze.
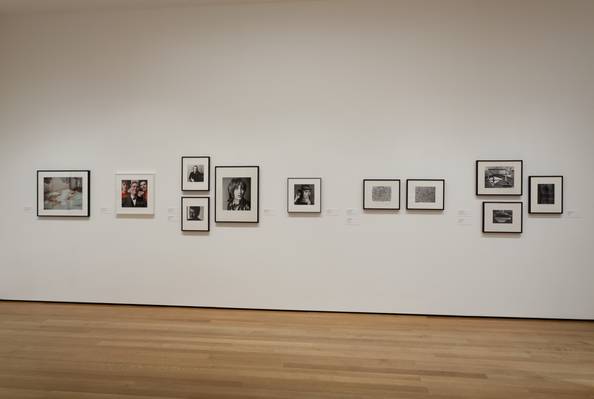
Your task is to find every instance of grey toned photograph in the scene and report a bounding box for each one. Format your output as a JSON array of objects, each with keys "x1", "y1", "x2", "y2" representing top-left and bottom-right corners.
[
  {"x1": 223, "y1": 177, "x2": 251, "y2": 211},
  {"x1": 294, "y1": 184, "x2": 315, "y2": 205},
  {"x1": 372, "y1": 186, "x2": 391, "y2": 202},
  {"x1": 415, "y1": 186, "x2": 436, "y2": 203},
  {"x1": 537, "y1": 184, "x2": 555, "y2": 204},
  {"x1": 43, "y1": 177, "x2": 83, "y2": 210},
  {"x1": 493, "y1": 210, "x2": 513, "y2": 224},
  {"x1": 187, "y1": 206, "x2": 203, "y2": 221},
  {"x1": 485, "y1": 167, "x2": 515, "y2": 188},
  {"x1": 187, "y1": 164, "x2": 204, "y2": 183}
]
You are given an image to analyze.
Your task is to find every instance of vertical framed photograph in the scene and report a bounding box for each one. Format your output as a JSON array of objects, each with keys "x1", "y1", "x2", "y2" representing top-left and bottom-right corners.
[
  {"x1": 37, "y1": 170, "x2": 90, "y2": 217},
  {"x1": 116, "y1": 173, "x2": 155, "y2": 215},
  {"x1": 476, "y1": 160, "x2": 523, "y2": 196},
  {"x1": 406, "y1": 179, "x2": 445, "y2": 210},
  {"x1": 529, "y1": 176, "x2": 563, "y2": 214},
  {"x1": 363, "y1": 179, "x2": 400, "y2": 210},
  {"x1": 215, "y1": 166, "x2": 259, "y2": 223},
  {"x1": 181, "y1": 197, "x2": 210, "y2": 231},
  {"x1": 287, "y1": 178, "x2": 322, "y2": 213},
  {"x1": 482, "y1": 201, "x2": 523, "y2": 233},
  {"x1": 181, "y1": 156, "x2": 210, "y2": 191}
]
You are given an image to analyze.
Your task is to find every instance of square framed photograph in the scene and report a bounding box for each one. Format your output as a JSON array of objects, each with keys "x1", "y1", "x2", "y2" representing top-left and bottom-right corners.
[
  {"x1": 287, "y1": 178, "x2": 322, "y2": 213},
  {"x1": 215, "y1": 166, "x2": 259, "y2": 223},
  {"x1": 482, "y1": 201, "x2": 523, "y2": 233},
  {"x1": 406, "y1": 179, "x2": 445, "y2": 210},
  {"x1": 476, "y1": 160, "x2": 523, "y2": 196},
  {"x1": 181, "y1": 156, "x2": 210, "y2": 191},
  {"x1": 181, "y1": 197, "x2": 210, "y2": 231},
  {"x1": 363, "y1": 179, "x2": 400, "y2": 210},
  {"x1": 529, "y1": 176, "x2": 563, "y2": 214},
  {"x1": 37, "y1": 170, "x2": 90, "y2": 217},
  {"x1": 116, "y1": 173, "x2": 155, "y2": 215}
]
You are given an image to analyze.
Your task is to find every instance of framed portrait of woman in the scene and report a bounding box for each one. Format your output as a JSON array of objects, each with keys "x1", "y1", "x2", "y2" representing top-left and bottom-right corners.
[
  {"x1": 287, "y1": 177, "x2": 322, "y2": 213},
  {"x1": 215, "y1": 166, "x2": 259, "y2": 223}
]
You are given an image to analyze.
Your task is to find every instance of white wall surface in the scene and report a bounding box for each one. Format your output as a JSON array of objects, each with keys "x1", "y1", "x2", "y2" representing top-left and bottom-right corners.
[{"x1": 1, "y1": 0, "x2": 593, "y2": 319}]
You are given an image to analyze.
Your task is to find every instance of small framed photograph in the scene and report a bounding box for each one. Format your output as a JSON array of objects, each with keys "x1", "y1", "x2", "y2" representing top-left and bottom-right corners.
[
  {"x1": 529, "y1": 176, "x2": 563, "y2": 214},
  {"x1": 406, "y1": 179, "x2": 445, "y2": 210},
  {"x1": 363, "y1": 179, "x2": 400, "y2": 210},
  {"x1": 37, "y1": 170, "x2": 90, "y2": 217},
  {"x1": 181, "y1": 197, "x2": 210, "y2": 231},
  {"x1": 181, "y1": 156, "x2": 210, "y2": 191},
  {"x1": 476, "y1": 160, "x2": 523, "y2": 196},
  {"x1": 287, "y1": 178, "x2": 322, "y2": 213},
  {"x1": 215, "y1": 166, "x2": 259, "y2": 223},
  {"x1": 116, "y1": 173, "x2": 155, "y2": 215},
  {"x1": 482, "y1": 201, "x2": 523, "y2": 233}
]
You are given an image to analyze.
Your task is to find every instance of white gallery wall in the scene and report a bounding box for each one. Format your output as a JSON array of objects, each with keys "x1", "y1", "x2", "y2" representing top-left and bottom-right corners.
[{"x1": 0, "y1": 0, "x2": 593, "y2": 319}]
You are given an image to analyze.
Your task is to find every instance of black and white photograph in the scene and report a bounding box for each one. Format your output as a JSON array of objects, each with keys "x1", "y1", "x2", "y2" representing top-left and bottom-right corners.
[
  {"x1": 181, "y1": 156, "x2": 210, "y2": 191},
  {"x1": 482, "y1": 201, "x2": 523, "y2": 233},
  {"x1": 406, "y1": 179, "x2": 445, "y2": 210},
  {"x1": 529, "y1": 176, "x2": 563, "y2": 214},
  {"x1": 493, "y1": 209, "x2": 513, "y2": 224},
  {"x1": 215, "y1": 166, "x2": 259, "y2": 223},
  {"x1": 116, "y1": 173, "x2": 155, "y2": 215},
  {"x1": 476, "y1": 160, "x2": 523, "y2": 196},
  {"x1": 287, "y1": 178, "x2": 322, "y2": 213},
  {"x1": 181, "y1": 197, "x2": 210, "y2": 231},
  {"x1": 37, "y1": 170, "x2": 90, "y2": 217},
  {"x1": 363, "y1": 179, "x2": 400, "y2": 210}
]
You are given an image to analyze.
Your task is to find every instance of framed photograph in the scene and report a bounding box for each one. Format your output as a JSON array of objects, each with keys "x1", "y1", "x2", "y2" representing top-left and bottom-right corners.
[
  {"x1": 181, "y1": 156, "x2": 210, "y2": 191},
  {"x1": 476, "y1": 160, "x2": 523, "y2": 196},
  {"x1": 287, "y1": 178, "x2": 322, "y2": 213},
  {"x1": 482, "y1": 201, "x2": 523, "y2": 233},
  {"x1": 406, "y1": 179, "x2": 445, "y2": 210},
  {"x1": 363, "y1": 179, "x2": 400, "y2": 210},
  {"x1": 37, "y1": 170, "x2": 90, "y2": 217},
  {"x1": 215, "y1": 166, "x2": 259, "y2": 223},
  {"x1": 116, "y1": 173, "x2": 155, "y2": 215},
  {"x1": 529, "y1": 176, "x2": 563, "y2": 214},
  {"x1": 181, "y1": 197, "x2": 210, "y2": 231}
]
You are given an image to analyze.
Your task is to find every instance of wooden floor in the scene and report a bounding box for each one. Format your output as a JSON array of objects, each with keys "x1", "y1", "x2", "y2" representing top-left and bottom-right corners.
[{"x1": 0, "y1": 302, "x2": 593, "y2": 399}]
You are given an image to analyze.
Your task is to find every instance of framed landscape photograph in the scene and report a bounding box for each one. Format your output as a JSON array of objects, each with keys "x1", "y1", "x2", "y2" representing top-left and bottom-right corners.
[
  {"x1": 363, "y1": 179, "x2": 400, "y2": 210},
  {"x1": 116, "y1": 173, "x2": 155, "y2": 215},
  {"x1": 181, "y1": 197, "x2": 210, "y2": 232},
  {"x1": 215, "y1": 166, "x2": 259, "y2": 223},
  {"x1": 181, "y1": 156, "x2": 210, "y2": 191},
  {"x1": 476, "y1": 160, "x2": 523, "y2": 196},
  {"x1": 482, "y1": 201, "x2": 523, "y2": 233},
  {"x1": 37, "y1": 170, "x2": 90, "y2": 217},
  {"x1": 406, "y1": 179, "x2": 445, "y2": 210},
  {"x1": 529, "y1": 176, "x2": 563, "y2": 214},
  {"x1": 287, "y1": 178, "x2": 322, "y2": 213}
]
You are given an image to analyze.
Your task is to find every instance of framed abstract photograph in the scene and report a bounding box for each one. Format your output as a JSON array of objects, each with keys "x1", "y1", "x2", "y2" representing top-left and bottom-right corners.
[
  {"x1": 476, "y1": 160, "x2": 523, "y2": 196},
  {"x1": 215, "y1": 166, "x2": 259, "y2": 223},
  {"x1": 116, "y1": 173, "x2": 155, "y2": 215},
  {"x1": 181, "y1": 156, "x2": 210, "y2": 191},
  {"x1": 287, "y1": 178, "x2": 322, "y2": 213},
  {"x1": 37, "y1": 170, "x2": 90, "y2": 217},
  {"x1": 406, "y1": 179, "x2": 445, "y2": 210},
  {"x1": 363, "y1": 179, "x2": 400, "y2": 210},
  {"x1": 181, "y1": 197, "x2": 210, "y2": 232},
  {"x1": 529, "y1": 176, "x2": 563, "y2": 214},
  {"x1": 482, "y1": 201, "x2": 523, "y2": 233}
]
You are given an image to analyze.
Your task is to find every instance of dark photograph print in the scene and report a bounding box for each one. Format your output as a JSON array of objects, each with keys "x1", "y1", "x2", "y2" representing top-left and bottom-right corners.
[
  {"x1": 188, "y1": 165, "x2": 204, "y2": 183},
  {"x1": 121, "y1": 180, "x2": 148, "y2": 208},
  {"x1": 294, "y1": 184, "x2": 315, "y2": 205},
  {"x1": 181, "y1": 156, "x2": 210, "y2": 191},
  {"x1": 529, "y1": 176, "x2": 563, "y2": 214},
  {"x1": 537, "y1": 184, "x2": 555, "y2": 204},
  {"x1": 287, "y1": 178, "x2": 322, "y2": 213},
  {"x1": 363, "y1": 179, "x2": 400, "y2": 210},
  {"x1": 224, "y1": 177, "x2": 251, "y2": 211},
  {"x1": 493, "y1": 209, "x2": 513, "y2": 224},
  {"x1": 406, "y1": 179, "x2": 445, "y2": 210},
  {"x1": 415, "y1": 186, "x2": 436, "y2": 203},
  {"x1": 215, "y1": 166, "x2": 259, "y2": 223},
  {"x1": 485, "y1": 166, "x2": 514, "y2": 188},
  {"x1": 187, "y1": 206, "x2": 203, "y2": 221},
  {"x1": 482, "y1": 201, "x2": 523, "y2": 233},
  {"x1": 181, "y1": 196, "x2": 210, "y2": 231},
  {"x1": 476, "y1": 160, "x2": 523, "y2": 196},
  {"x1": 37, "y1": 170, "x2": 90, "y2": 217}
]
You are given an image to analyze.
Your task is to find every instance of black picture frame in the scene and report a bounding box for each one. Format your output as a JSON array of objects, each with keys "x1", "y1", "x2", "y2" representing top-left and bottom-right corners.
[
  {"x1": 363, "y1": 179, "x2": 401, "y2": 210},
  {"x1": 181, "y1": 196, "x2": 210, "y2": 232},
  {"x1": 528, "y1": 175, "x2": 563, "y2": 214},
  {"x1": 406, "y1": 179, "x2": 445, "y2": 210},
  {"x1": 215, "y1": 165, "x2": 260, "y2": 223},
  {"x1": 476, "y1": 160, "x2": 523, "y2": 196},
  {"x1": 37, "y1": 170, "x2": 91, "y2": 217},
  {"x1": 287, "y1": 177, "x2": 322, "y2": 213},
  {"x1": 482, "y1": 201, "x2": 523, "y2": 234},
  {"x1": 181, "y1": 156, "x2": 211, "y2": 191}
]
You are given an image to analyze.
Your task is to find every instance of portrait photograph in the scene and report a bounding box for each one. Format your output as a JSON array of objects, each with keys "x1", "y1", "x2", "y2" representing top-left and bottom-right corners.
[
  {"x1": 215, "y1": 166, "x2": 259, "y2": 223},
  {"x1": 181, "y1": 156, "x2": 210, "y2": 191},
  {"x1": 476, "y1": 160, "x2": 523, "y2": 196},
  {"x1": 363, "y1": 179, "x2": 400, "y2": 210},
  {"x1": 482, "y1": 201, "x2": 523, "y2": 233},
  {"x1": 529, "y1": 176, "x2": 563, "y2": 214},
  {"x1": 181, "y1": 196, "x2": 210, "y2": 231},
  {"x1": 287, "y1": 178, "x2": 322, "y2": 213},
  {"x1": 115, "y1": 173, "x2": 155, "y2": 215},
  {"x1": 37, "y1": 170, "x2": 90, "y2": 217},
  {"x1": 406, "y1": 179, "x2": 445, "y2": 210}
]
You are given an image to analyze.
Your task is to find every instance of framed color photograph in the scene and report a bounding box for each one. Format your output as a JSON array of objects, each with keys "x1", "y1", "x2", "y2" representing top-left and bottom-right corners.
[
  {"x1": 529, "y1": 176, "x2": 563, "y2": 214},
  {"x1": 215, "y1": 166, "x2": 259, "y2": 223},
  {"x1": 482, "y1": 201, "x2": 523, "y2": 233},
  {"x1": 406, "y1": 179, "x2": 445, "y2": 210},
  {"x1": 37, "y1": 170, "x2": 90, "y2": 217},
  {"x1": 116, "y1": 173, "x2": 155, "y2": 215},
  {"x1": 287, "y1": 178, "x2": 322, "y2": 213},
  {"x1": 181, "y1": 197, "x2": 210, "y2": 231},
  {"x1": 476, "y1": 160, "x2": 523, "y2": 196},
  {"x1": 181, "y1": 156, "x2": 210, "y2": 191},
  {"x1": 363, "y1": 179, "x2": 400, "y2": 210}
]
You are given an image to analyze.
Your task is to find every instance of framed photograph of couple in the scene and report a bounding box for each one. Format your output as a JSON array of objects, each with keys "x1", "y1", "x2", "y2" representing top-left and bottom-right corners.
[
  {"x1": 406, "y1": 179, "x2": 445, "y2": 210},
  {"x1": 181, "y1": 197, "x2": 210, "y2": 231},
  {"x1": 181, "y1": 156, "x2": 210, "y2": 191},
  {"x1": 476, "y1": 160, "x2": 523, "y2": 196},
  {"x1": 287, "y1": 178, "x2": 322, "y2": 213},
  {"x1": 37, "y1": 170, "x2": 90, "y2": 217},
  {"x1": 363, "y1": 179, "x2": 400, "y2": 210},
  {"x1": 215, "y1": 166, "x2": 259, "y2": 223},
  {"x1": 482, "y1": 201, "x2": 523, "y2": 233},
  {"x1": 116, "y1": 173, "x2": 155, "y2": 215},
  {"x1": 529, "y1": 176, "x2": 563, "y2": 214}
]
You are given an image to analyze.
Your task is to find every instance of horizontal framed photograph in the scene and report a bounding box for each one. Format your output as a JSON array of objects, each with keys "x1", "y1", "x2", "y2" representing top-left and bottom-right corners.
[
  {"x1": 529, "y1": 176, "x2": 563, "y2": 214},
  {"x1": 215, "y1": 166, "x2": 259, "y2": 223},
  {"x1": 363, "y1": 179, "x2": 400, "y2": 210},
  {"x1": 482, "y1": 201, "x2": 523, "y2": 233},
  {"x1": 37, "y1": 170, "x2": 90, "y2": 217},
  {"x1": 476, "y1": 160, "x2": 523, "y2": 196},
  {"x1": 406, "y1": 179, "x2": 445, "y2": 210},
  {"x1": 181, "y1": 156, "x2": 210, "y2": 191},
  {"x1": 181, "y1": 196, "x2": 210, "y2": 232},
  {"x1": 287, "y1": 178, "x2": 322, "y2": 213},
  {"x1": 116, "y1": 173, "x2": 155, "y2": 215}
]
